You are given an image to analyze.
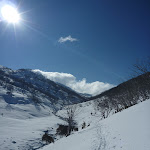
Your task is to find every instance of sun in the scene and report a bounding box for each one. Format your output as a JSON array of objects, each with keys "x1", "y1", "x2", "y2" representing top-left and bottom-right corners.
[{"x1": 1, "y1": 5, "x2": 20, "y2": 24}]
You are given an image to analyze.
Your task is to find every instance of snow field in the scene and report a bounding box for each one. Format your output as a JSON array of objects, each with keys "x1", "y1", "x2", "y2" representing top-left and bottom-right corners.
[{"x1": 40, "y1": 99, "x2": 150, "y2": 150}]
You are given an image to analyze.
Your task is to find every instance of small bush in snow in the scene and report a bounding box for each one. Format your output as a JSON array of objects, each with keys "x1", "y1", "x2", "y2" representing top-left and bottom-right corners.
[
  {"x1": 56, "y1": 124, "x2": 78, "y2": 136},
  {"x1": 56, "y1": 124, "x2": 68, "y2": 136},
  {"x1": 42, "y1": 133, "x2": 54, "y2": 144}
]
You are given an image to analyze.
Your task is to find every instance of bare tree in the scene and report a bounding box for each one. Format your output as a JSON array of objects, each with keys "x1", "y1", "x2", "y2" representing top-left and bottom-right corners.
[
  {"x1": 65, "y1": 105, "x2": 78, "y2": 135},
  {"x1": 132, "y1": 57, "x2": 150, "y2": 76},
  {"x1": 93, "y1": 97, "x2": 112, "y2": 119},
  {"x1": 131, "y1": 57, "x2": 150, "y2": 100}
]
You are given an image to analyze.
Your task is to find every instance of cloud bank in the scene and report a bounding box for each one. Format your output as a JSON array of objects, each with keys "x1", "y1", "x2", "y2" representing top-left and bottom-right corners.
[
  {"x1": 33, "y1": 70, "x2": 115, "y2": 96},
  {"x1": 58, "y1": 35, "x2": 78, "y2": 43}
]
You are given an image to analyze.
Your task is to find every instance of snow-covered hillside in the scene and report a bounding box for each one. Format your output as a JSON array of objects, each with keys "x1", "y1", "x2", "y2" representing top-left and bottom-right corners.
[
  {"x1": 40, "y1": 99, "x2": 150, "y2": 150},
  {"x1": 0, "y1": 65, "x2": 150, "y2": 150},
  {"x1": 0, "y1": 87, "x2": 54, "y2": 119},
  {"x1": 0, "y1": 98, "x2": 149, "y2": 150},
  {"x1": 0, "y1": 115, "x2": 64, "y2": 150},
  {"x1": 0, "y1": 66, "x2": 87, "y2": 118}
]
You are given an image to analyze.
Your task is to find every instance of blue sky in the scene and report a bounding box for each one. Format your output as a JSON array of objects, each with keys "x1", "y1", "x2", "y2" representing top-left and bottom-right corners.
[{"x1": 0, "y1": 0, "x2": 150, "y2": 86}]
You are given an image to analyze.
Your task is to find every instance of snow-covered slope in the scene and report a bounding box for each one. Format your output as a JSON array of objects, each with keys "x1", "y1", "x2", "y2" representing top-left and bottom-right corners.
[
  {"x1": 40, "y1": 99, "x2": 150, "y2": 150},
  {"x1": 0, "y1": 65, "x2": 150, "y2": 150},
  {"x1": 0, "y1": 66, "x2": 87, "y2": 118},
  {"x1": 0, "y1": 115, "x2": 64, "y2": 150}
]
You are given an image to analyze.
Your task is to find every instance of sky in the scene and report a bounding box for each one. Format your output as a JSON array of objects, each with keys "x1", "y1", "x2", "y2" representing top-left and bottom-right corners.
[{"x1": 0, "y1": 0, "x2": 150, "y2": 95}]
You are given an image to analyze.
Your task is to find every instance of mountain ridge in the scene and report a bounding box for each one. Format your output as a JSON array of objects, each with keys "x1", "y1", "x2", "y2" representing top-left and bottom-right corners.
[{"x1": 0, "y1": 65, "x2": 87, "y2": 118}]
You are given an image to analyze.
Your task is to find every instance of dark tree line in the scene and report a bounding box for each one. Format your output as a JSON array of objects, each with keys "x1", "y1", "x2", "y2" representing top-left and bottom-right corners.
[{"x1": 93, "y1": 57, "x2": 150, "y2": 119}]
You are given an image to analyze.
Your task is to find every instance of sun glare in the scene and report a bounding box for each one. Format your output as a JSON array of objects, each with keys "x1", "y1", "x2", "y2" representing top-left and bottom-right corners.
[{"x1": 1, "y1": 5, "x2": 20, "y2": 23}]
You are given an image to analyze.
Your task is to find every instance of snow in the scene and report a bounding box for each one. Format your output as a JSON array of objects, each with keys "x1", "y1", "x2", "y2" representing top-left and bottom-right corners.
[
  {"x1": 102, "y1": 99, "x2": 150, "y2": 150},
  {"x1": 0, "y1": 95, "x2": 54, "y2": 119},
  {"x1": 40, "y1": 99, "x2": 150, "y2": 150},
  {"x1": 56, "y1": 101, "x2": 100, "y2": 129},
  {"x1": 0, "y1": 115, "x2": 64, "y2": 150},
  {"x1": 0, "y1": 80, "x2": 150, "y2": 150},
  {"x1": 1, "y1": 66, "x2": 150, "y2": 150}
]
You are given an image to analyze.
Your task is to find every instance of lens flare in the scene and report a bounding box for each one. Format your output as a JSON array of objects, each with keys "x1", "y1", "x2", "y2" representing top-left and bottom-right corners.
[{"x1": 1, "y1": 5, "x2": 20, "y2": 23}]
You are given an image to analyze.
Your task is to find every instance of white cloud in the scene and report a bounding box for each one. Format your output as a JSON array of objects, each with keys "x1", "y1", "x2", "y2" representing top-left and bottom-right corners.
[
  {"x1": 33, "y1": 70, "x2": 115, "y2": 96},
  {"x1": 58, "y1": 35, "x2": 78, "y2": 43}
]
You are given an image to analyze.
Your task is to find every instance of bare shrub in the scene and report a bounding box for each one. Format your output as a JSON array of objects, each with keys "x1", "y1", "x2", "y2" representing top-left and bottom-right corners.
[
  {"x1": 42, "y1": 133, "x2": 54, "y2": 144},
  {"x1": 65, "y1": 105, "x2": 78, "y2": 135},
  {"x1": 132, "y1": 57, "x2": 150, "y2": 76},
  {"x1": 56, "y1": 124, "x2": 69, "y2": 136}
]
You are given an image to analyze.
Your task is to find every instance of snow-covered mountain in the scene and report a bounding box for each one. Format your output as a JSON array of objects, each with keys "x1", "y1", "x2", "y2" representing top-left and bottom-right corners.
[
  {"x1": 0, "y1": 65, "x2": 87, "y2": 118},
  {"x1": 0, "y1": 65, "x2": 150, "y2": 150}
]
